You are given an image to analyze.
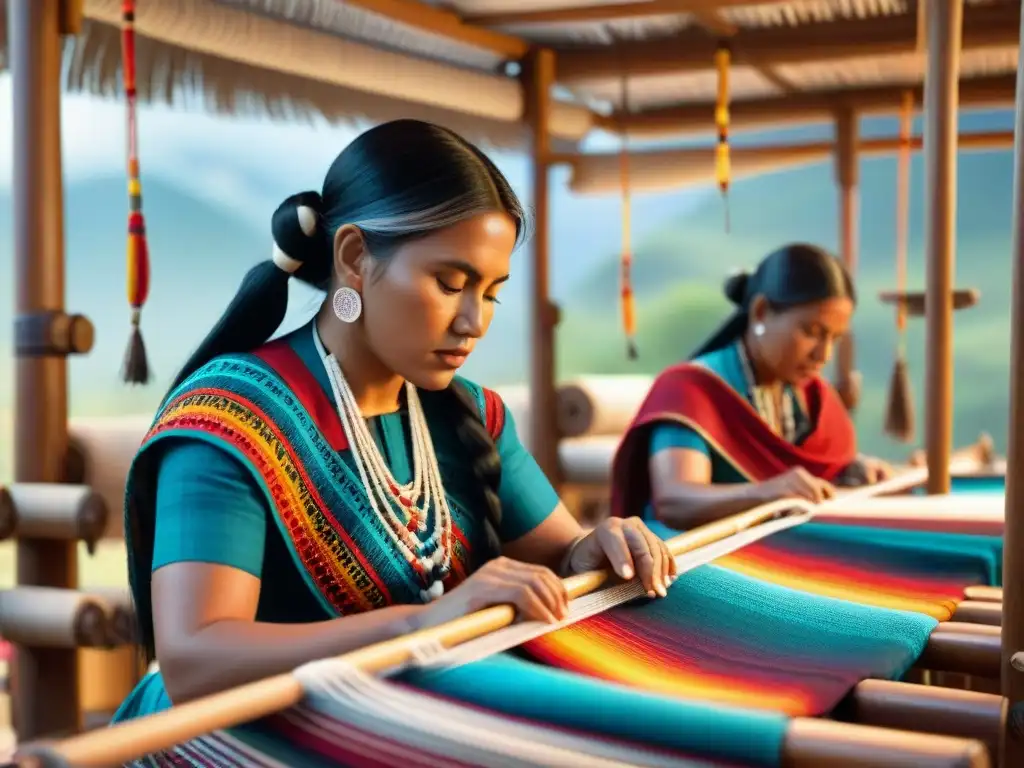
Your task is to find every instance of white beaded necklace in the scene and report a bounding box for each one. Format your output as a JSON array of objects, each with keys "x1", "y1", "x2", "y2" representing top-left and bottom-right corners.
[
  {"x1": 312, "y1": 325, "x2": 452, "y2": 602},
  {"x1": 736, "y1": 341, "x2": 797, "y2": 443}
]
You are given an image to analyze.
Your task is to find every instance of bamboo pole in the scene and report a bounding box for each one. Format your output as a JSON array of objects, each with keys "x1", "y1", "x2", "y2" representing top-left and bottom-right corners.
[
  {"x1": 999, "y1": 3, "x2": 1024, "y2": 765},
  {"x1": 923, "y1": 0, "x2": 963, "y2": 496}
]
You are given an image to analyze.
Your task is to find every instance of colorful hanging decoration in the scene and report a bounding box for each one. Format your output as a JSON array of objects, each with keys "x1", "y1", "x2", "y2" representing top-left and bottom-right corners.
[
  {"x1": 884, "y1": 90, "x2": 915, "y2": 442},
  {"x1": 714, "y1": 42, "x2": 732, "y2": 233},
  {"x1": 121, "y1": 0, "x2": 151, "y2": 384},
  {"x1": 618, "y1": 72, "x2": 637, "y2": 360}
]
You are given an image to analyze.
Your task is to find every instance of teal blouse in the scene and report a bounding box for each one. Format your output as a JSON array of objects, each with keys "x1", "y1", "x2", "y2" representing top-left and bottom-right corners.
[
  {"x1": 649, "y1": 344, "x2": 812, "y2": 485},
  {"x1": 114, "y1": 322, "x2": 559, "y2": 721}
]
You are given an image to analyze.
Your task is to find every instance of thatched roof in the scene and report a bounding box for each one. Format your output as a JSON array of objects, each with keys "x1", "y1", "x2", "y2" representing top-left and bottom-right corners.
[{"x1": 0, "y1": 0, "x2": 1017, "y2": 149}]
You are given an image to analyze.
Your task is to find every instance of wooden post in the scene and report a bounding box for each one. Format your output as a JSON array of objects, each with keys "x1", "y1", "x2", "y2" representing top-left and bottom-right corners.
[
  {"x1": 9, "y1": 0, "x2": 82, "y2": 738},
  {"x1": 922, "y1": 0, "x2": 962, "y2": 495},
  {"x1": 1000, "y1": 4, "x2": 1024, "y2": 764},
  {"x1": 523, "y1": 49, "x2": 561, "y2": 486},
  {"x1": 833, "y1": 107, "x2": 860, "y2": 412}
]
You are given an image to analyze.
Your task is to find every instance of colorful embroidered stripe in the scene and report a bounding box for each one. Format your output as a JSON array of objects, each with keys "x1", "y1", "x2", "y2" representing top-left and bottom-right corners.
[
  {"x1": 252, "y1": 340, "x2": 349, "y2": 452},
  {"x1": 147, "y1": 388, "x2": 389, "y2": 614}
]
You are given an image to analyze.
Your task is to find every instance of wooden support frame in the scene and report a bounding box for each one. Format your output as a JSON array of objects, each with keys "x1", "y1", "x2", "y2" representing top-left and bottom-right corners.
[
  {"x1": 833, "y1": 107, "x2": 860, "y2": 413},
  {"x1": 523, "y1": 48, "x2": 562, "y2": 487},
  {"x1": 923, "y1": 0, "x2": 963, "y2": 496},
  {"x1": 1000, "y1": 2, "x2": 1024, "y2": 763},
  {"x1": 601, "y1": 74, "x2": 1016, "y2": 139},
  {"x1": 8, "y1": 0, "x2": 82, "y2": 738}
]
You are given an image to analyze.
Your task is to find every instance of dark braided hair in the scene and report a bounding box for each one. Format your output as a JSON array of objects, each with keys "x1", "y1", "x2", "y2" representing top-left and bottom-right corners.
[{"x1": 128, "y1": 120, "x2": 525, "y2": 660}]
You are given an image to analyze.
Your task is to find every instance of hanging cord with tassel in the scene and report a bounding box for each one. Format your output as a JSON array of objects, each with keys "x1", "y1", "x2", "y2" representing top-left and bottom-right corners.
[
  {"x1": 714, "y1": 42, "x2": 732, "y2": 233},
  {"x1": 884, "y1": 90, "x2": 915, "y2": 443},
  {"x1": 618, "y1": 68, "x2": 638, "y2": 360},
  {"x1": 120, "y1": 0, "x2": 151, "y2": 384}
]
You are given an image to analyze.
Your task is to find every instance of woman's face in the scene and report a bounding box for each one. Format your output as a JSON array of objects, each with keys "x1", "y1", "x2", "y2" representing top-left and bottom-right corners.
[
  {"x1": 356, "y1": 211, "x2": 517, "y2": 390},
  {"x1": 757, "y1": 296, "x2": 854, "y2": 384}
]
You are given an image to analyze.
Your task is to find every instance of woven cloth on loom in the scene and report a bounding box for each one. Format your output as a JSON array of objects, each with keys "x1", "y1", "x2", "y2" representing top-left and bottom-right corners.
[
  {"x1": 521, "y1": 519, "x2": 1001, "y2": 717},
  {"x1": 141, "y1": 654, "x2": 783, "y2": 767},
  {"x1": 713, "y1": 522, "x2": 1002, "y2": 619},
  {"x1": 523, "y1": 565, "x2": 936, "y2": 717}
]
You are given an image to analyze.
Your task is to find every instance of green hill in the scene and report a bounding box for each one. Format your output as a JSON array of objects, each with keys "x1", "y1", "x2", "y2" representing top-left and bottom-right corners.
[{"x1": 556, "y1": 149, "x2": 1015, "y2": 461}]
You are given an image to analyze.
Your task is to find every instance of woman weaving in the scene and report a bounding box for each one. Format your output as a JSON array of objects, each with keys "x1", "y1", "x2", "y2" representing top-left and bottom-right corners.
[
  {"x1": 612, "y1": 244, "x2": 892, "y2": 530},
  {"x1": 113, "y1": 119, "x2": 675, "y2": 721}
]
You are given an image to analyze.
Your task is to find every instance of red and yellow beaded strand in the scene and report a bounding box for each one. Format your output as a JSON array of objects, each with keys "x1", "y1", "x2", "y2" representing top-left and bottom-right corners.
[
  {"x1": 619, "y1": 72, "x2": 637, "y2": 360},
  {"x1": 121, "y1": 0, "x2": 152, "y2": 384},
  {"x1": 715, "y1": 42, "x2": 732, "y2": 233}
]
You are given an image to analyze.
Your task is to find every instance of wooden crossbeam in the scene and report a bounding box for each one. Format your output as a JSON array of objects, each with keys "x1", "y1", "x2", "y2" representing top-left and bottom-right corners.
[
  {"x1": 465, "y1": 0, "x2": 792, "y2": 27},
  {"x1": 540, "y1": 1, "x2": 1017, "y2": 83},
  {"x1": 598, "y1": 73, "x2": 1017, "y2": 137}
]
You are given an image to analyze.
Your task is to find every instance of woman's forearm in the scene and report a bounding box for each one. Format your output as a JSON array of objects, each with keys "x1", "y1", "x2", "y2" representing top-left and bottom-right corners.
[
  {"x1": 162, "y1": 604, "x2": 424, "y2": 703},
  {"x1": 654, "y1": 481, "x2": 768, "y2": 529}
]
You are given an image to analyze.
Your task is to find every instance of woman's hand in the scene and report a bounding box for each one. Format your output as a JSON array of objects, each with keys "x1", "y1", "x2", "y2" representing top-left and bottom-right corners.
[
  {"x1": 836, "y1": 455, "x2": 894, "y2": 487},
  {"x1": 566, "y1": 517, "x2": 677, "y2": 599},
  {"x1": 859, "y1": 456, "x2": 894, "y2": 484},
  {"x1": 757, "y1": 466, "x2": 836, "y2": 504},
  {"x1": 413, "y1": 556, "x2": 570, "y2": 631}
]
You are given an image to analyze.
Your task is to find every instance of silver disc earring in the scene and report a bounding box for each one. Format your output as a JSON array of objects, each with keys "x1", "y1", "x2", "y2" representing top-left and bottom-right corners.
[
  {"x1": 753, "y1": 322, "x2": 766, "y2": 337},
  {"x1": 332, "y1": 287, "x2": 363, "y2": 323}
]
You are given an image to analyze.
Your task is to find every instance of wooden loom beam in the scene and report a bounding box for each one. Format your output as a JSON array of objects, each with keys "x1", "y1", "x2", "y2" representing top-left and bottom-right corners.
[
  {"x1": 523, "y1": 47, "x2": 562, "y2": 487},
  {"x1": 7, "y1": 0, "x2": 89, "y2": 739},
  {"x1": 923, "y1": 0, "x2": 962, "y2": 496},
  {"x1": 1000, "y1": 1, "x2": 1024, "y2": 764},
  {"x1": 546, "y1": 1, "x2": 1018, "y2": 83},
  {"x1": 599, "y1": 74, "x2": 1017, "y2": 139}
]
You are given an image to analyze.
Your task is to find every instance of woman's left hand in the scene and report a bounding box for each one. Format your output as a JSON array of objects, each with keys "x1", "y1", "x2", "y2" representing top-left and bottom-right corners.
[
  {"x1": 858, "y1": 455, "x2": 894, "y2": 484},
  {"x1": 567, "y1": 517, "x2": 677, "y2": 599}
]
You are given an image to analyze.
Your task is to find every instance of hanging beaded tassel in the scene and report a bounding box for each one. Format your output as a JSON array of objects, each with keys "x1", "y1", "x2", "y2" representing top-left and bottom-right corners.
[
  {"x1": 120, "y1": 0, "x2": 151, "y2": 384},
  {"x1": 618, "y1": 73, "x2": 637, "y2": 360},
  {"x1": 714, "y1": 43, "x2": 732, "y2": 233},
  {"x1": 884, "y1": 90, "x2": 915, "y2": 443}
]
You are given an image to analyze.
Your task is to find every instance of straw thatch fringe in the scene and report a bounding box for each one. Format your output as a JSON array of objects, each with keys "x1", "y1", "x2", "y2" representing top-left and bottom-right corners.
[
  {"x1": 0, "y1": 5, "x2": 580, "y2": 153},
  {"x1": 219, "y1": 0, "x2": 503, "y2": 71}
]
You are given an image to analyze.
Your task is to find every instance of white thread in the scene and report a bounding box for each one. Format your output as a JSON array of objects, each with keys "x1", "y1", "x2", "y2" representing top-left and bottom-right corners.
[{"x1": 295, "y1": 653, "x2": 694, "y2": 767}]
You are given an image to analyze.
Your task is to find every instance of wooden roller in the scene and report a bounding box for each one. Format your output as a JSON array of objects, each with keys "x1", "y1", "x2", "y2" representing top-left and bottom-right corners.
[
  {"x1": 964, "y1": 586, "x2": 1003, "y2": 603},
  {"x1": 3, "y1": 483, "x2": 109, "y2": 553},
  {"x1": 952, "y1": 600, "x2": 1004, "y2": 626},
  {"x1": 0, "y1": 588, "x2": 113, "y2": 649},
  {"x1": 0, "y1": 486, "x2": 17, "y2": 542},
  {"x1": 919, "y1": 623, "x2": 1003, "y2": 679},
  {"x1": 850, "y1": 679, "x2": 1006, "y2": 760},
  {"x1": 88, "y1": 587, "x2": 136, "y2": 646}
]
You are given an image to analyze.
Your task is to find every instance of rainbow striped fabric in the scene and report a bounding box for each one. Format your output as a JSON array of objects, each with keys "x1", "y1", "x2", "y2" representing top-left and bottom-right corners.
[{"x1": 520, "y1": 519, "x2": 1001, "y2": 717}]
